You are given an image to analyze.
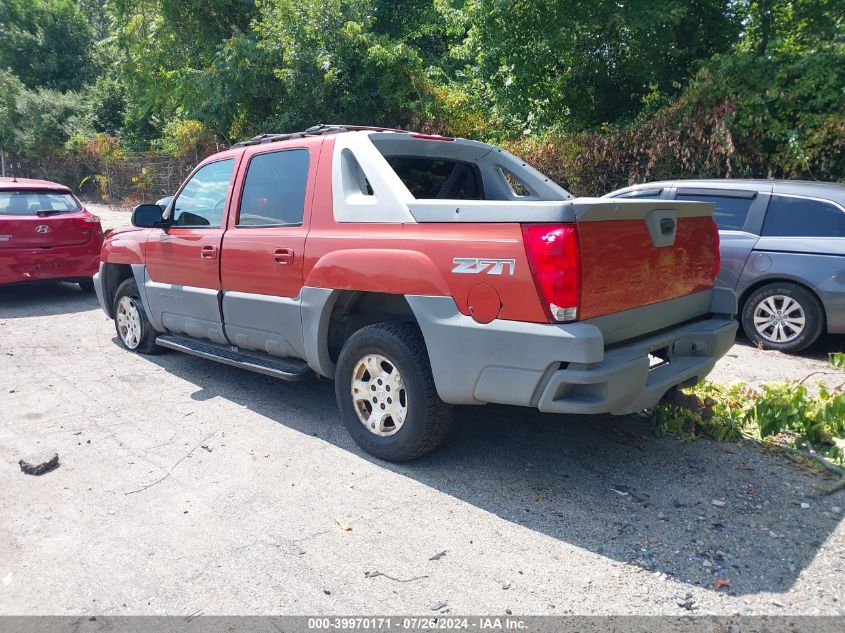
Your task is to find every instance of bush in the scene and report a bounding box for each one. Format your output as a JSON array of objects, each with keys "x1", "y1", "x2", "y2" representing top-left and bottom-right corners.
[{"x1": 652, "y1": 354, "x2": 845, "y2": 466}]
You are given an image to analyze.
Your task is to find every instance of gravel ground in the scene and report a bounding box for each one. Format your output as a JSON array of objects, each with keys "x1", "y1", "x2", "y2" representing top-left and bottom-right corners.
[{"x1": 1, "y1": 240, "x2": 844, "y2": 615}]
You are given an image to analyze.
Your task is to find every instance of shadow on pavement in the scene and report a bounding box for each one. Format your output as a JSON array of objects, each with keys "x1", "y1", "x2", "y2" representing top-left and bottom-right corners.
[
  {"x1": 0, "y1": 282, "x2": 99, "y2": 318},
  {"x1": 142, "y1": 345, "x2": 841, "y2": 598}
]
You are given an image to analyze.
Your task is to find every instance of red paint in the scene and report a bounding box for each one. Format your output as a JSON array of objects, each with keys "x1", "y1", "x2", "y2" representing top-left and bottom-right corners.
[
  {"x1": 577, "y1": 216, "x2": 718, "y2": 320},
  {"x1": 0, "y1": 178, "x2": 103, "y2": 285},
  {"x1": 145, "y1": 150, "x2": 244, "y2": 289},
  {"x1": 467, "y1": 284, "x2": 502, "y2": 323}
]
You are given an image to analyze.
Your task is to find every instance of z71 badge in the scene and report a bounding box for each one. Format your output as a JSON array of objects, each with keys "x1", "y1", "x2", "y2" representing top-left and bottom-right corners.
[{"x1": 451, "y1": 257, "x2": 516, "y2": 276}]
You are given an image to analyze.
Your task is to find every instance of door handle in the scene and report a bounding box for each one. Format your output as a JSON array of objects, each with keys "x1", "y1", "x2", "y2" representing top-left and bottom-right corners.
[
  {"x1": 201, "y1": 245, "x2": 218, "y2": 260},
  {"x1": 273, "y1": 248, "x2": 295, "y2": 265}
]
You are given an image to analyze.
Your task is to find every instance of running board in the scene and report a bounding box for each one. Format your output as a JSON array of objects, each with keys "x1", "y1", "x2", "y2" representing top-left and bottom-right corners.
[{"x1": 155, "y1": 334, "x2": 312, "y2": 381}]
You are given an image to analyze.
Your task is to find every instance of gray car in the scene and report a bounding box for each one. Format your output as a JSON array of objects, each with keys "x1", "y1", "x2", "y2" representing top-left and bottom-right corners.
[{"x1": 605, "y1": 180, "x2": 845, "y2": 353}]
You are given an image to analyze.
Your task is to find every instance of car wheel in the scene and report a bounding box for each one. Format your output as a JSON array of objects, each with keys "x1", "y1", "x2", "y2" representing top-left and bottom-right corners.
[
  {"x1": 741, "y1": 283, "x2": 824, "y2": 353},
  {"x1": 334, "y1": 322, "x2": 453, "y2": 462},
  {"x1": 113, "y1": 278, "x2": 159, "y2": 354},
  {"x1": 78, "y1": 278, "x2": 95, "y2": 293}
]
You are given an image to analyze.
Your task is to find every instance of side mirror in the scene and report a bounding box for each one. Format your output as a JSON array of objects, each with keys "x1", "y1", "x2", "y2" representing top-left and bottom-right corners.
[{"x1": 131, "y1": 203, "x2": 168, "y2": 228}]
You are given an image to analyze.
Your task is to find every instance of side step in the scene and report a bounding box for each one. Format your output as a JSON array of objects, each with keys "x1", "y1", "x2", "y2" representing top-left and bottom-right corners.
[{"x1": 156, "y1": 334, "x2": 312, "y2": 381}]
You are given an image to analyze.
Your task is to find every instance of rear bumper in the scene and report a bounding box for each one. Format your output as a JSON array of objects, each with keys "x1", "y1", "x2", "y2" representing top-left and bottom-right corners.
[
  {"x1": 535, "y1": 318, "x2": 737, "y2": 414},
  {"x1": 0, "y1": 242, "x2": 100, "y2": 285},
  {"x1": 407, "y1": 289, "x2": 738, "y2": 414}
]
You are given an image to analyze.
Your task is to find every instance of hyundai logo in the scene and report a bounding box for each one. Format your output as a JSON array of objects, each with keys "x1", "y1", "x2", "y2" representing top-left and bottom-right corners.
[{"x1": 34, "y1": 225, "x2": 51, "y2": 233}]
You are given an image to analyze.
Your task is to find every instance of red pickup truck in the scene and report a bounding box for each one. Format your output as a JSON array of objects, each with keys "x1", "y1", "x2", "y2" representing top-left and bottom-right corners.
[{"x1": 94, "y1": 125, "x2": 738, "y2": 461}]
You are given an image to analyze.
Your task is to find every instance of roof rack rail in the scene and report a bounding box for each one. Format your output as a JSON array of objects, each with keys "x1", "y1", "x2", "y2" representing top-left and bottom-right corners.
[{"x1": 231, "y1": 124, "x2": 409, "y2": 148}]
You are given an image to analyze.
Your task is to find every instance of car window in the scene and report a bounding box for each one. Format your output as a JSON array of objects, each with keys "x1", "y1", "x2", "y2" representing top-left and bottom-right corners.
[
  {"x1": 615, "y1": 188, "x2": 663, "y2": 199},
  {"x1": 171, "y1": 159, "x2": 235, "y2": 227},
  {"x1": 386, "y1": 157, "x2": 483, "y2": 200},
  {"x1": 238, "y1": 150, "x2": 310, "y2": 226},
  {"x1": 0, "y1": 191, "x2": 80, "y2": 216},
  {"x1": 762, "y1": 195, "x2": 845, "y2": 238},
  {"x1": 675, "y1": 193, "x2": 753, "y2": 230}
]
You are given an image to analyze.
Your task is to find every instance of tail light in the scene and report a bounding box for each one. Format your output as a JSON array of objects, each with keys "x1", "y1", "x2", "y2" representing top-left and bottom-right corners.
[
  {"x1": 79, "y1": 209, "x2": 101, "y2": 224},
  {"x1": 522, "y1": 223, "x2": 581, "y2": 322}
]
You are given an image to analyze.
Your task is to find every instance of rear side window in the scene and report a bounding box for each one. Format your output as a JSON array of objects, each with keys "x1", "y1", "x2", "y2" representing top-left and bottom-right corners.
[
  {"x1": 675, "y1": 193, "x2": 753, "y2": 230},
  {"x1": 172, "y1": 159, "x2": 235, "y2": 227},
  {"x1": 386, "y1": 157, "x2": 483, "y2": 200},
  {"x1": 0, "y1": 190, "x2": 80, "y2": 216},
  {"x1": 238, "y1": 149, "x2": 310, "y2": 226},
  {"x1": 762, "y1": 195, "x2": 845, "y2": 237}
]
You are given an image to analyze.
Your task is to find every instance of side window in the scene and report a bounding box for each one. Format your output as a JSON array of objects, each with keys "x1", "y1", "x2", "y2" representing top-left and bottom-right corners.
[
  {"x1": 762, "y1": 195, "x2": 845, "y2": 237},
  {"x1": 171, "y1": 158, "x2": 235, "y2": 227},
  {"x1": 499, "y1": 167, "x2": 531, "y2": 197},
  {"x1": 675, "y1": 193, "x2": 753, "y2": 230},
  {"x1": 238, "y1": 149, "x2": 310, "y2": 226},
  {"x1": 385, "y1": 157, "x2": 483, "y2": 200},
  {"x1": 615, "y1": 188, "x2": 663, "y2": 199}
]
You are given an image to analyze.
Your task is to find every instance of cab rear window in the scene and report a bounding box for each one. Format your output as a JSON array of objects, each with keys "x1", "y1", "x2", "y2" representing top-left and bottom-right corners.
[
  {"x1": 385, "y1": 157, "x2": 484, "y2": 200},
  {"x1": 0, "y1": 190, "x2": 81, "y2": 216}
]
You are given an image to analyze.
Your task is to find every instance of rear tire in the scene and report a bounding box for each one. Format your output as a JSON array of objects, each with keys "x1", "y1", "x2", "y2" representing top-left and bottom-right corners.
[
  {"x1": 113, "y1": 278, "x2": 159, "y2": 354},
  {"x1": 334, "y1": 322, "x2": 452, "y2": 462},
  {"x1": 741, "y1": 282, "x2": 824, "y2": 353}
]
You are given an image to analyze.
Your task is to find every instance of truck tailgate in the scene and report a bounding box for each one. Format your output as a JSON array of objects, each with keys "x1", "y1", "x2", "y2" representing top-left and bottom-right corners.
[{"x1": 573, "y1": 198, "x2": 719, "y2": 321}]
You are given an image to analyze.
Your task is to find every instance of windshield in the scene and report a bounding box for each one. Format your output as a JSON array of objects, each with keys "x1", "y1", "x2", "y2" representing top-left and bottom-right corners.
[{"x1": 0, "y1": 190, "x2": 82, "y2": 216}]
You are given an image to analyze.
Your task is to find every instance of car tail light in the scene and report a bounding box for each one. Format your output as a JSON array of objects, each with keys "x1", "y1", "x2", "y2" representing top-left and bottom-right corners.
[{"x1": 522, "y1": 223, "x2": 581, "y2": 322}]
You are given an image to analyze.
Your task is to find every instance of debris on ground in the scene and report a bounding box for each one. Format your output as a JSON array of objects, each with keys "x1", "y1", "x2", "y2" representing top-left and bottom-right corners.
[
  {"x1": 430, "y1": 600, "x2": 447, "y2": 611},
  {"x1": 335, "y1": 519, "x2": 353, "y2": 531},
  {"x1": 676, "y1": 593, "x2": 696, "y2": 611},
  {"x1": 18, "y1": 451, "x2": 59, "y2": 475},
  {"x1": 429, "y1": 550, "x2": 447, "y2": 561},
  {"x1": 365, "y1": 570, "x2": 428, "y2": 583}
]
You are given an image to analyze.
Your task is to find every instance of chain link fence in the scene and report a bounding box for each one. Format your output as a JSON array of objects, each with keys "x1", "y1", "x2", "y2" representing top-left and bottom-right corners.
[{"x1": 5, "y1": 154, "x2": 196, "y2": 205}]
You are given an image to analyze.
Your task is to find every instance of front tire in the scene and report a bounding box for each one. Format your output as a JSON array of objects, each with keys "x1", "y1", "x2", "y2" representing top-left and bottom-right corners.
[
  {"x1": 113, "y1": 278, "x2": 159, "y2": 354},
  {"x1": 334, "y1": 323, "x2": 452, "y2": 462},
  {"x1": 741, "y1": 282, "x2": 824, "y2": 353}
]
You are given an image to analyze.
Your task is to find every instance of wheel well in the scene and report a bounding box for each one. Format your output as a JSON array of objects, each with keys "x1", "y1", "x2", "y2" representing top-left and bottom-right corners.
[
  {"x1": 738, "y1": 278, "x2": 827, "y2": 327},
  {"x1": 327, "y1": 291, "x2": 417, "y2": 363},
  {"x1": 101, "y1": 263, "x2": 134, "y2": 318}
]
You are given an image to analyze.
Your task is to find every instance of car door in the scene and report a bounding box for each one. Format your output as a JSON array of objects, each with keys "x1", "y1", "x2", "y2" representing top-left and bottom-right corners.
[
  {"x1": 672, "y1": 186, "x2": 768, "y2": 290},
  {"x1": 219, "y1": 142, "x2": 318, "y2": 358},
  {"x1": 143, "y1": 156, "x2": 239, "y2": 344},
  {"x1": 744, "y1": 193, "x2": 845, "y2": 333}
]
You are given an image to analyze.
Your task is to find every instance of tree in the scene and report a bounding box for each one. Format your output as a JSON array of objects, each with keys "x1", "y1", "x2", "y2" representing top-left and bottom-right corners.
[
  {"x1": 463, "y1": 0, "x2": 741, "y2": 132},
  {"x1": 0, "y1": 0, "x2": 96, "y2": 91}
]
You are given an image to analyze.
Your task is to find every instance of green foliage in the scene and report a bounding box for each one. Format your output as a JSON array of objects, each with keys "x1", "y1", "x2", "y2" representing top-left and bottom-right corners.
[
  {"x1": 653, "y1": 378, "x2": 845, "y2": 465},
  {"x1": 155, "y1": 119, "x2": 214, "y2": 158},
  {"x1": 0, "y1": 69, "x2": 89, "y2": 158},
  {"x1": 1, "y1": 0, "x2": 844, "y2": 190},
  {"x1": 464, "y1": 0, "x2": 741, "y2": 133},
  {"x1": 829, "y1": 353, "x2": 845, "y2": 369},
  {"x1": 0, "y1": 0, "x2": 96, "y2": 91}
]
